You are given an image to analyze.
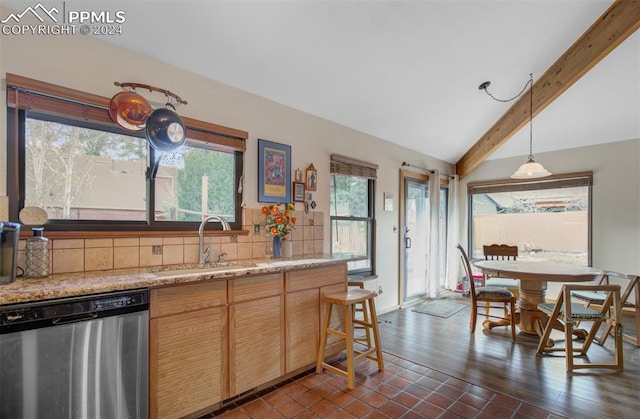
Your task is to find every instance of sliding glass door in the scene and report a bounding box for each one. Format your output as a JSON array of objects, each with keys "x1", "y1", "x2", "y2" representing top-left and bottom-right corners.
[{"x1": 402, "y1": 176, "x2": 430, "y2": 303}]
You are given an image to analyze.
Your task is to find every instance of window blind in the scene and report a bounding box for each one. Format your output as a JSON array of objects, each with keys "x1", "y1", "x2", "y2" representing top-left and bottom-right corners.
[
  {"x1": 468, "y1": 171, "x2": 592, "y2": 195},
  {"x1": 330, "y1": 154, "x2": 378, "y2": 179}
]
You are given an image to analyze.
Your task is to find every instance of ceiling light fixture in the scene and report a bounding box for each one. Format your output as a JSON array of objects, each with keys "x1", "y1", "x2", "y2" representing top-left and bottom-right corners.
[{"x1": 479, "y1": 73, "x2": 551, "y2": 179}]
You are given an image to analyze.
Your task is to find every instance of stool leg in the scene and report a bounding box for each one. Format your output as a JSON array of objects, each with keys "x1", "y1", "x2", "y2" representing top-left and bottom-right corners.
[
  {"x1": 344, "y1": 304, "x2": 356, "y2": 390},
  {"x1": 361, "y1": 301, "x2": 372, "y2": 348},
  {"x1": 367, "y1": 297, "x2": 384, "y2": 372},
  {"x1": 316, "y1": 301, "x2": 332, "y2": 374}
]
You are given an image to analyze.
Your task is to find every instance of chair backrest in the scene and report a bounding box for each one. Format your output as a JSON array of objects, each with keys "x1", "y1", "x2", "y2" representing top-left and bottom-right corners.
[
  {"x1": 456, "y1": 243, "x2": 478, "y2": 302},
  {"x1": 603, "y1": 271, "x2": 639, "y2": 346},
  {"x1": 483, "y1": 244, "x2": 518, "y2": 260},
  {"x1": 604, "y1": 271, "x2": 640, "y2": 308}
]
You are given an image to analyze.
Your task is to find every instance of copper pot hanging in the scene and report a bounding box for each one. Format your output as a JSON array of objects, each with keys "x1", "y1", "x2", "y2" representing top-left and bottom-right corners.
[{"x1": 108, "y1": 91, "x2": 153, "y2": 131}]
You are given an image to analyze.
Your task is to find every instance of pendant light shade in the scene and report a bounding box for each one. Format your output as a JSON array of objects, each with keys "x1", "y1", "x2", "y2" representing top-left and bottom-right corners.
[{"x1": 511, "y1": 158, "x2": 552, "y2": 179}]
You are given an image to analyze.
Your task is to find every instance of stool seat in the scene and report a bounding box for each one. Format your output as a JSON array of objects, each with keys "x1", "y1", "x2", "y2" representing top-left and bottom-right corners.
[
  {"x1": 316, "y1": 286, "x2": 384, "y2": 389},
  {"x1": 325, "y1": 288, "x2": 376, "y2": 305}
]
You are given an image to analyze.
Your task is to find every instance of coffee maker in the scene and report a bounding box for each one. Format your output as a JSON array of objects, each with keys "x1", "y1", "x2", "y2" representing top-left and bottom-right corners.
[{"x1": 1, "y1": 222, "x2": 20, "y2": 284}]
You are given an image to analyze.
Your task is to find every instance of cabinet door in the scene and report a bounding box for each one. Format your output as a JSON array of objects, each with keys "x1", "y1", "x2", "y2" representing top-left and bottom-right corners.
[
  {"x1": 229, "y1": 295, "x2": 284, "y2": 396},
  {"x1": 150, "y1": 307, "x2": 226, "y2": 419},
  {"x1": 285, "y1": 288, "x2": 319, "y2": 372}
]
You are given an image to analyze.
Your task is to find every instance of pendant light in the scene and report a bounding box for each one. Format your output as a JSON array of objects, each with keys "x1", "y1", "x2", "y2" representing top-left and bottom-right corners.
[
  {"x1": 479, "y1": 73, "x2": 551, "y2": 179},
  {"x1": 511, "y1": 74, "x2": 551, "y2": 178}
]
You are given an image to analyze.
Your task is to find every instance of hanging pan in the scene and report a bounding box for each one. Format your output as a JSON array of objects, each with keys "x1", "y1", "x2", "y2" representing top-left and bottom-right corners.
[
  {"x1": 145, "y1": 103, "x2": 186, "y2": 152},
  {"x1": 108, "y1": 91, "x2": 153, "y2": 131}
]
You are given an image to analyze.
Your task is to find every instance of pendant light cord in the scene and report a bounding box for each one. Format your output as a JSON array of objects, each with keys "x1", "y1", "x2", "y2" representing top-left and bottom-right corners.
[
  {"x1": 527, "y1": 73, "x2": 534, "y2": 161},
  {"x1": 479, "y1": 73, "x2": 535, "y2": 159},
  {"x1": 479, "y1": 75, "x2": 532, "y2": 103}
]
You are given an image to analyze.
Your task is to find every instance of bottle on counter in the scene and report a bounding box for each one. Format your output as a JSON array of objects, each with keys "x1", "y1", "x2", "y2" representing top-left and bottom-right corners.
[{"x1": 25, "y1": 227, "x2": 49, "y2": 278}]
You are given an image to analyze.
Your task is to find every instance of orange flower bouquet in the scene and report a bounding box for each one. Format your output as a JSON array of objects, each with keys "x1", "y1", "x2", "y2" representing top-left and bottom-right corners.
[{"x1": 262, "y1": 203, "x2": 296, "y2": 240}]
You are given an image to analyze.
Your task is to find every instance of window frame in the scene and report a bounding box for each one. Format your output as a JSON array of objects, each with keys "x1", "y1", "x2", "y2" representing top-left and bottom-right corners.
[
  {"x1": 467, "y1": 171, "x2": 593, "y2": 264},
  {"x1": 329, "y1": 154, "x2": 377, "y2": 276},
  {"x1": 6, "y1": 73, "x2": 247, "y2": 233}
]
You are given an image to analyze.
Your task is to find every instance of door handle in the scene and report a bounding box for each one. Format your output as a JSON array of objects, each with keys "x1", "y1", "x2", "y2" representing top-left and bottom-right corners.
[{"x1": 405, "y1": 237, "x2": 412, "y2": 249}]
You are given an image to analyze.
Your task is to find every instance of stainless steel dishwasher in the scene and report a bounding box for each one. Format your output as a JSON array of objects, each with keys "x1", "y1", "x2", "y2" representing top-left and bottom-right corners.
[{"x1": 0, "y1": 289, "x2": 148, "y2": 419}]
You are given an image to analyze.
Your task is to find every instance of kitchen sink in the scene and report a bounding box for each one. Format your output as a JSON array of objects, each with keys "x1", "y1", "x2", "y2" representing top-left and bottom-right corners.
[
  {"x1": 254, "y1": 258, "x2": 331, "y2": 268},
  {"x1": 148, "y1": 261, "x2": 255, "y2": 276}
]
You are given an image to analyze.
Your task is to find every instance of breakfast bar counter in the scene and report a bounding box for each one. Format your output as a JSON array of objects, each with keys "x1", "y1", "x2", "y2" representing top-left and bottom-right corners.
[{"x1": 0, "y1": 255, "x2": 352, "y2": 305}]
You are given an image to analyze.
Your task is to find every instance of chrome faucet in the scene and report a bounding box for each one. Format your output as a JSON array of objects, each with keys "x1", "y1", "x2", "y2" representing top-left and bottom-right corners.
[{"x1": 198, "y1": 215, "x2": 231, "y2": 264}]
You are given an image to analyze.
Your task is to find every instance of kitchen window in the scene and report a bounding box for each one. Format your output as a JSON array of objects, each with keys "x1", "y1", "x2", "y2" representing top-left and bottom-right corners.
[
  {"x1": 6, "y1": 73, "x2": 246, "y2": 232},
  {"x1": 329, "y1": 154, "x2": 377, "y2": 275},
  {"x1": 467, "y1": 172, "x2": 592, "y2": 265}
]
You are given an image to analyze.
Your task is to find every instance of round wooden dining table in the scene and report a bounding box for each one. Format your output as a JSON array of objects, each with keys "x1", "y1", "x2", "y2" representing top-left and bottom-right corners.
[{"x1": 473, "y1": 260, "x2": 604, "y2": 336}]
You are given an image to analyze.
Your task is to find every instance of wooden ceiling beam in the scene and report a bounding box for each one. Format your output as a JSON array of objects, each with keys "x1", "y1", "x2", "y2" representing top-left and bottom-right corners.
[{"x1": 455, "y1": 0, "x2": 640, "y2": 179}]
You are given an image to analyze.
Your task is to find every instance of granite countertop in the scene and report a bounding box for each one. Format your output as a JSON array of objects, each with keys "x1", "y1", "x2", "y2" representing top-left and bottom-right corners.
[{"x1": 0, "y1": 255, "x2": 353, "y2": 306}]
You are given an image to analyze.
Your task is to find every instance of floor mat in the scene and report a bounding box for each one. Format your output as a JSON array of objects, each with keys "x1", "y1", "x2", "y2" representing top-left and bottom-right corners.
[{"x1": 411, "y1": 299, "x2": 466, "y2": 318}]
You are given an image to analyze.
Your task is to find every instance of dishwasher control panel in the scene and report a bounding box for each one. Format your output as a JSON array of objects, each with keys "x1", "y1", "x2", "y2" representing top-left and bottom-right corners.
[
  {"x1": 93, "y1": 293, "x2": 146, "y2": 311},
  {"x1": 0, "y1": 289, "x2": 149, "y2": 332}
]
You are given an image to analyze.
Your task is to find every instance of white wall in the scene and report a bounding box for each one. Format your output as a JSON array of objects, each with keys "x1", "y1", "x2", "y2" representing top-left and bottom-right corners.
[
  {"x1": 459, "y1": 138, "x2": 640, "y2": 297},
  {"x1": 0, "y1": 4, "x2": 453, "y2": 313}
]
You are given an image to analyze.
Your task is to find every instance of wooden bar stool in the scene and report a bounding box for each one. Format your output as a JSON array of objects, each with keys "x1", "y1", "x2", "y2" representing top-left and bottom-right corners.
[
  {"x1": 348, "y1": 282, "x2": 372, "y2": 348},
  {"x1": 316, "y1": 287, "x2": 384, "y2": 389}
]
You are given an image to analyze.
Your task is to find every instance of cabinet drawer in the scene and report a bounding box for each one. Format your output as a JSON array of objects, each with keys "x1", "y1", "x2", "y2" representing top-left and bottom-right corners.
[
  {"x1": 229, "y1": 273, "x2": 283, "y2": 304},
  {"x1": 286, "y1": 264, "x2": 347, "y2": 292},
  {"x1": 150, "y1": 280, "x2": 227, "y2": 318}
]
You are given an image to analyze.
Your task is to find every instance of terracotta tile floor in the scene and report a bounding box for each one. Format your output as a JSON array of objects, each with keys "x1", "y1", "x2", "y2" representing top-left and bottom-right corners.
[{"x1": 205, "y1": 353, "x2": 566, "y2": 418}]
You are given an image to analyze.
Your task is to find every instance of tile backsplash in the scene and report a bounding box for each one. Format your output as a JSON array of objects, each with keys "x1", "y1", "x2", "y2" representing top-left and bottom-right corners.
[{"x1": 17, "y1": 208, "x2": 324, "y2": 275}]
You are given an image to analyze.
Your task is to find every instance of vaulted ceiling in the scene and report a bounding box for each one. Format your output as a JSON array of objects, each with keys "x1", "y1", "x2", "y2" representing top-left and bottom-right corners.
[{"x1": 6, "y1": 0, "x2": 639, "y2": 178}]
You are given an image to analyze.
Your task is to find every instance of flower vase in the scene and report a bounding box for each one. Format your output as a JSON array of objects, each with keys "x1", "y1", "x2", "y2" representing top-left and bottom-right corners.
[{"x1": 272, "y1": 236, "x2": 281, "y2": 258}]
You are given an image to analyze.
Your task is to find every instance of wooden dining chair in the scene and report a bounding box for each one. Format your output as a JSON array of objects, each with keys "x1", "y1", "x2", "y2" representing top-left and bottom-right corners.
[
  {"x1": 483, "y1": 244, "x2": 520, "y2": 298},
  {"x1": 572, "y1": 271, "x2": 640, "y2": 347},
  {"x1": 536, "y1": 284, "x2": 623, "y2": 372},
  {"x1": 457, "y1": 244, "x2": 516, "y2": 340}
]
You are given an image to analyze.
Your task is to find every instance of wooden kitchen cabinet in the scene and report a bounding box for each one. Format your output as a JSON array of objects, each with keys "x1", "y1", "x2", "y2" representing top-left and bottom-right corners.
[
  {"x1": 149, "y1": 280, "x2": 227, "y2": 419},
  {"x1": 228, "y1": 273, "x2": 284, "y2": 397},
  {"x1": 148, "y1": 263, "x2": 347, "y2": 418},
  {"x1": 285, "y1": 264, "x2": 347, "y2": 372}
]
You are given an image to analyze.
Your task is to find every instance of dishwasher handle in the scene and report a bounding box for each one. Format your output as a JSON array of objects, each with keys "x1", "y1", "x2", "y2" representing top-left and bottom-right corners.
[{"x1": 52, "y1": 312, "x2": 99, "y2": 325}]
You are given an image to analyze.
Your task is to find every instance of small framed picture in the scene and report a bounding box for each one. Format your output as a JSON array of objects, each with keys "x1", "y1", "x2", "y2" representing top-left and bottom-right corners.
[
  {"x1": 295, "y1": 168, "x2": 304, "y2": 182},
  {"x1": 305, "y1": 163, "x2": 317, "y2": 191},
  {"x1": 293, "y1": 182, "x2": 305, "y2": 202}
]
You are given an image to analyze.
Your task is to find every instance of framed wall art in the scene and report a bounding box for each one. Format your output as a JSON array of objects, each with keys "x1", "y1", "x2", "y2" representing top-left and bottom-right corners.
[
  {"x1": 293, "y1": 182, "x2": 305, "y2": 202},
  {"x1": 305, "y1": 163, "x2": 317, "y2": 191},
  {"x1": 258, "y1": 139, "x2": 291, "y2": 203}
]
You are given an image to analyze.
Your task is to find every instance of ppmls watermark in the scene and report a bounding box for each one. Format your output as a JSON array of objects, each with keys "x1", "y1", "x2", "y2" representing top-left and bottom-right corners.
[{"x1": 1, "y1": 2, "x2": 126, "y2": 36}]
